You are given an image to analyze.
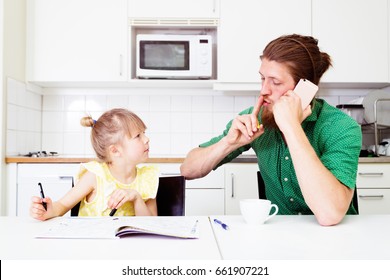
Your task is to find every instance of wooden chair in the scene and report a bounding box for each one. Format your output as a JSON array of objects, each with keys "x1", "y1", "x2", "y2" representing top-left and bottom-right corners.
[
  {"x1": 256, "y1": 171, "x2": 359, "y2": 214},
  {"x1": 71, "y1": 175, "x2": 186, "y2": 216}
]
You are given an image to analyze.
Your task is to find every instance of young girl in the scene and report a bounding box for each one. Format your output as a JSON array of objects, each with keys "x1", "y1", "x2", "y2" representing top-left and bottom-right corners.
[{"x1": 30, "y1": 108, "x2": 159, "y2": 220}]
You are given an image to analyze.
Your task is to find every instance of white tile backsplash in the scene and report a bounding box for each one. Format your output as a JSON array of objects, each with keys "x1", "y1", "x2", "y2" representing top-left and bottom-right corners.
[
  {"x1": 6, "y1": 78, "x2": 383, "y2": 157},
  {"x1": 213, "y1": 96, "x2": 234, "y2": 112},
  {"x1": 171, "y1": 112, "x2": 191, "y2": 133},
  {"x1": 42, "y1": 112, "x2": 64, "y2": 132},
  {"x1": 107, "y1": 95, "x2": 129, "y2": 109},
  {"x1": 86, "y1": 95, "x2": 107, "y2": 112},
  {"x1": 43, "y1": 95, "x2": 64, "y2": 111},
  {"x1": 63, "y1": 132, "x2": 85, "y2": 155},
  {"x1": 150, "y1": 95, "x2": 171, "y2": 112},
  {"x1": 64, "y1": 96, "x2": 85, "y2": 111},
  {"x1": 171, "y1": 95, "x2": 192, "y2": 112},
  {"x1": 192, "y1": 112, "x2": 213, "y2": 133}
]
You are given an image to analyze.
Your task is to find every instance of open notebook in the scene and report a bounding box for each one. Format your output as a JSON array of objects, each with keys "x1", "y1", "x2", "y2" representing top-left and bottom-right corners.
[{"x1": 35, "y1": 216, "x2": 199, "y2": 239}]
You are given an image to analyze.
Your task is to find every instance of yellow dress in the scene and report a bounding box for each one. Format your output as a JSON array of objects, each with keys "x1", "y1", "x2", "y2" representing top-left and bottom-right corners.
[{"x1": 76, "y1": 161, "x2": 159, "y2": 216}]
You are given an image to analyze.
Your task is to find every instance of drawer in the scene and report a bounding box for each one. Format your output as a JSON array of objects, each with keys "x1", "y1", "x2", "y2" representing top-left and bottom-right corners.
[
  {"x1": 357, "y1": 163, "x2": 390, "y2": 188},
  {"x1": 357, "y1": 188, "x2": 390, "y2": 214},
  {"x1": 185, "y1": 189, "x2": 225, "y2": 216}
]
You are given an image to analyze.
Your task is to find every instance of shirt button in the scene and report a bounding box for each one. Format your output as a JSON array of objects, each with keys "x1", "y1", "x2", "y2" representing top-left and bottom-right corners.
[
  {"x1": 290, "y1": 198, "x2": 294, "y2": 202},
  {"x1": 284, "y1": 178, "x2": 288, "y2": 182},
  {"x1": 285, "y1": 156, "x2": 289, "y2": 160}
]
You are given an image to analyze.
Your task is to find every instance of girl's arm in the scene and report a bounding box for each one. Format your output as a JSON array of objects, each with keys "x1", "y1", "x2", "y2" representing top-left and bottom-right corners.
[{"x1": 30, "y1": 171, "x2": 96, "y2": 221}]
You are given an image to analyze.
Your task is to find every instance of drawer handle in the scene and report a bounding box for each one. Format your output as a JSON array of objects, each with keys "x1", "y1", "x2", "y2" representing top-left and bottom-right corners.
[
  {"x1": 358, "y1": 172, "x2": 384, "y2": 176},
  {"x1": 59, "y1": 176, "x2": 73, "y2": 180},
  {"x1": 161, "y1": 172, "x2": 181, "y2": 176},
  {"x1": 231, "y1": 173, "x2": 235, "y2": 198},
  {"x1": 359, "y1": 195, "x2": 384, "y2": 200}
]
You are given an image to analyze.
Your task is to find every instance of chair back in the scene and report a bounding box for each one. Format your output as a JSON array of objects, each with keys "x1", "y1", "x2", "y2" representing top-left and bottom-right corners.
[
  {"x1": 70, "y1": 177, "x2": 80, "y2": 216},
  {"x1": 157, "y1": 176, "x2": 186, "y2": 216},
  {"x1": 257, "y1": 171, "x2": 267, "y2": 199}
]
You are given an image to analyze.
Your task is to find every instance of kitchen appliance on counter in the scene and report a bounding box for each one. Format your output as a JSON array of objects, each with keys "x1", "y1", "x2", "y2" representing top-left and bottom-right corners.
[
  {"x1": 21, "y1": 151, "x2": 58, "y2": 157},
  {"x1": 336, "y1": 104, "x2": 365, "y2": 124}
]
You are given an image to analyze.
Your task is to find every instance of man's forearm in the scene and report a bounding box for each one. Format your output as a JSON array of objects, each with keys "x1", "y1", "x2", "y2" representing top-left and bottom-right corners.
[{"x1": 180, "y1": 137, "x2": 236, "y2": 179}]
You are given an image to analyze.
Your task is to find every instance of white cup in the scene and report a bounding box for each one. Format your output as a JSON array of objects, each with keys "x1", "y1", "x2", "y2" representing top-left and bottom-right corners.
[{"x1": 240, "y1": 199, "x2": 279, "y2": 224}]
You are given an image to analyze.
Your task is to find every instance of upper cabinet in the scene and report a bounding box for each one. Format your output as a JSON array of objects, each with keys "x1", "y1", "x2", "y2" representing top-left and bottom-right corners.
[
  {"x1": 312, "y1": 0, "x2": 389, "y2": 84},
  {"x1": 215, "y1": 0, "x2": 311, "y2": 90},
  {"x1": 26, "y1": 0, "x2": 128, "y2": 83},
  {"x1": 128, "y1": 0, "x2": 220, "y2": 19}
]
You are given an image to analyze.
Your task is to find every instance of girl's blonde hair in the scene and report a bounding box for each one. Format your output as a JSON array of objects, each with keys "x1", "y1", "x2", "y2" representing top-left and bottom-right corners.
[{"x1": 80, "y1": 108, "x2": 146, "y2": 163}]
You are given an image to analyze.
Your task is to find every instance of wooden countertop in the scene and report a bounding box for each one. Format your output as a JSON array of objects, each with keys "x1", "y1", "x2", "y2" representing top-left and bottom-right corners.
[{"x1": 5, "y1": 155, "x2": 390, "y2": 164}]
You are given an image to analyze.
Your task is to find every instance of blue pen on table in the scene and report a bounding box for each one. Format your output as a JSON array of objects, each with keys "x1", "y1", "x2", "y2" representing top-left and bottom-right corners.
[
  {"x1": 214, "y1": 218, "x2": 229, "y2": 230},
  {"x1": 38, "y1": 182, "x2": 47, "y2": 210}
]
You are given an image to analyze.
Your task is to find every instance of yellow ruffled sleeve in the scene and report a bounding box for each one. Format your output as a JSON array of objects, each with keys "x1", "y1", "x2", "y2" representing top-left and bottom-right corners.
[
  {"x1": 76, "y1": 161, "x2": 105, "y2": 181},
  {"x1": 136, "y1": 165, "x2": 159, "y2": 200}
]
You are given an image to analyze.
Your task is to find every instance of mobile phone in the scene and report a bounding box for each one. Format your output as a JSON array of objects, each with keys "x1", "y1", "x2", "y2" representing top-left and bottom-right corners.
[{"x1": 293, "y1": 79, "x2": 319, "y2": 110}]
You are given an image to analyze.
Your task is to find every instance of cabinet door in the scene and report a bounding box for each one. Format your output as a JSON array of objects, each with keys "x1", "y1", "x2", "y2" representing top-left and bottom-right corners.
[
  {"x1": 129, "y1": 0, "x2": 219, "y2": 18},
  {"x1": 217, "y1": 0, "x2": 311, "y2": 85},
  {"x1": 26, "y1": 0, "x2": 128, "y2": 82},
  {"x1": 312, "y1": 0, "x2": 388, "y2": 83},
  {"x1": 357, "y1": 189, "x2": 390, "y2": 214},
  {"x1": 225, "y1": 163, "x2": 259, "y2": 215},
  {"x1": 185, "y1": 189, "x2": 225, "y2": 215},
  {"x1": 17, "y1": 164, "x2": 80, "y2": 217}
]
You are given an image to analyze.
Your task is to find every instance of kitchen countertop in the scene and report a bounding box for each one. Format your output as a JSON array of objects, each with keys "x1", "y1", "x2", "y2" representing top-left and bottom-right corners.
[{"x1": 5, "y1": 155, "x2": 390, "y2": 164}]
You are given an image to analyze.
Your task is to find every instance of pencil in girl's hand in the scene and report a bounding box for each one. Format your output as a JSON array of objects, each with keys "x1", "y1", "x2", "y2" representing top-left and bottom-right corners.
[
  {"x1": 38, "y1": 183, "x2": 47, "y2": 210},
  {"x1": 109, "y1": 209, "x2": 117, "y2": 216}
]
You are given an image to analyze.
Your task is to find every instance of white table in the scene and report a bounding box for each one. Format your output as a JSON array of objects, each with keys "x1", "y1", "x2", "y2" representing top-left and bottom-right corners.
[
  {"x1": 211, "y1": 215, "x2": 390, "y2": 260},
  {"x1": 0, "y1": 216, "x2": 221, "y2": 260},
  {"x1": 3, "y1": 215, "x2": 390, "y2": 260}
]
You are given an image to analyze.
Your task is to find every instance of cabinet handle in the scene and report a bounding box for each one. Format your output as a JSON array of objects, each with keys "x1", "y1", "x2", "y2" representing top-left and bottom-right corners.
[
  {"x1": 119, "y1": 54, "x2": 123, "y2": 76},
  {"x1": 212, "y1": 0, "x2": 216, "y2": 13},
  {"x1": 358, "y1": 172, "x2": 384, "y2": 176},
  {"x1": 359, "y1": 195, "x2": 384, "y2": 200},
  {"x1": 161, "y1": 172, "x2": 181, "y2": 176},
  {"x1": 59, "y1": 176, "x2": 73, "y2": 180},
  {"x1": 231, "y1": 173, "x2": 235, "y2": 198}
]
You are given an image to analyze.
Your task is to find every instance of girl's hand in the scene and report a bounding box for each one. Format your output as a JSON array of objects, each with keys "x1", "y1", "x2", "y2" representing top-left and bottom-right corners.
[
  {"x1": 30, "y1": 196, "x2": 53, "y2": 221},
  {"x1": 108, "y1": 189, "x2": 142, "y2": 210}
]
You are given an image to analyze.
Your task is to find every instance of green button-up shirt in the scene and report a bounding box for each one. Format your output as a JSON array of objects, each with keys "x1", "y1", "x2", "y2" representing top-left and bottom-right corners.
[{"x1": 200, "y1": 99, "x2": 362, "y2": 215}]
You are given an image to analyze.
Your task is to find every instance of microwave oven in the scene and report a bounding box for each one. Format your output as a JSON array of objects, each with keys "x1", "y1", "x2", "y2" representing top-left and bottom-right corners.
[{"x1": 136, "y1": 34, "x2": 212, "y2": 79}]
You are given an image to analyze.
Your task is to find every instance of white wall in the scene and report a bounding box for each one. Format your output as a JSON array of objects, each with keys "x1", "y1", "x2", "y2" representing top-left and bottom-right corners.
[{"x1": 6, "y1": 80, "x2": 380, "y2": 158}]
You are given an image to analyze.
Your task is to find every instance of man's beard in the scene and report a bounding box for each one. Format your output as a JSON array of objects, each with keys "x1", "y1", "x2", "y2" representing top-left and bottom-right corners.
[{"x1": 261, "y1": 107, "x2": 279, "y2": 130}]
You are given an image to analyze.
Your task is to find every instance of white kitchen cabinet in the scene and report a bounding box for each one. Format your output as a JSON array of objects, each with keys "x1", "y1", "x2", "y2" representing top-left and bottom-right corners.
[
  {"x1": 312, "y1": 0, "x2": 388, "y2": 83},
  {"x1": 357, "y1": 163, "x2": 390, "y2": 214},
  {"x1": 26, "y1": 0, "x2": 128, "y2": 83},
  {"x1": 128, "y1": 0, "x2": 220, "y2": 19},
  {"x1": 216, "y1": 0, "x2": 311, "y2": 87},
  {"x1": 16, "y1": 163, "x2": 80, "y2": 217},
  {"x1": 224, "y1": 163, "x2": 259, "y2": 215}
]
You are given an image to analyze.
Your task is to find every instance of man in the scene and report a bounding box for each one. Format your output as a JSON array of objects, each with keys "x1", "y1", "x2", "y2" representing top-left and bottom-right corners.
[{"x1": 181, "y1": 34, "x2": 362, "y2": 226}]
